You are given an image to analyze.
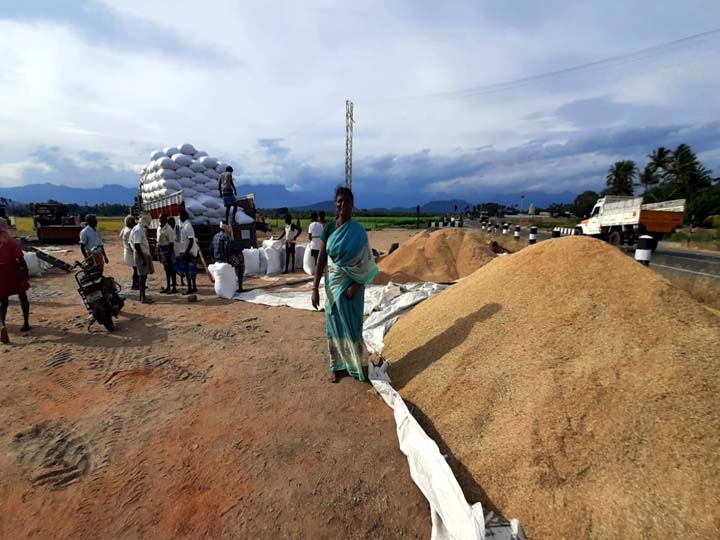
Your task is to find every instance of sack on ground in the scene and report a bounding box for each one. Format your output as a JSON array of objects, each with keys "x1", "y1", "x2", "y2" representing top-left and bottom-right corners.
[
  {"x1": 303, "y1": 244, "x2": 316, "y2": 275},
  {"x1": 243, "y1": 248, "x2": 261, "y2": 275},
  {"x1": 208, "y1": 262, "x2": 238, "y2": 299}
]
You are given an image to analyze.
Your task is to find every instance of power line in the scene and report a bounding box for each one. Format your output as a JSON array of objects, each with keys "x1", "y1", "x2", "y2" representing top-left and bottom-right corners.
[{"x1": 357, "y1": 28, "x2": 720, "y2": 105}]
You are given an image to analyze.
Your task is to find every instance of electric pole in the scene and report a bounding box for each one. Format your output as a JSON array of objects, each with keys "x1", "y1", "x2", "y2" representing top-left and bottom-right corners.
[{"x1": 345, "y1": 100, "x2": 354, "y2": 190}]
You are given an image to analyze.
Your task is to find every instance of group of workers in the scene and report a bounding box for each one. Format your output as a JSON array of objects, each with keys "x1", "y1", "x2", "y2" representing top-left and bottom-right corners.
[{"x1": 1, "y1": 185, "x2": 377, "y2": 388}]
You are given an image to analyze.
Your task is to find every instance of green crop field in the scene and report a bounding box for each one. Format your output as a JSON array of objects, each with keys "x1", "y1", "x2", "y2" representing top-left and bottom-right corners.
[
  {"x1": 13, "y1": 216, "x2": 126, "y2": 237},
  {"x1": 266, "y1": 215, "x2": 440, "y2": 233}
]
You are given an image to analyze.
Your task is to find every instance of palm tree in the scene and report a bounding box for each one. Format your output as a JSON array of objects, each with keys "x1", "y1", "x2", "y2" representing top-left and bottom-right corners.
[
  {"x1": 606, "y1": 160, "x2": 637, "y2": 196},
  {"x1": 636, "y1": 165, "x2": 659, "y2": 194},
  {"x1": 647, "y1": 147, "x2": 672, "y2": 179},
  {"x1": 665, "y1": 144, "x2": 713, "y2": 198}
]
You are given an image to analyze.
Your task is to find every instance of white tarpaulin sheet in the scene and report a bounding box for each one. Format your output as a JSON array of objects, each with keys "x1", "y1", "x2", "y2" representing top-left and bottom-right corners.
[{"x1": 232, "y1": 281, "x2": 524, "y2": 540}]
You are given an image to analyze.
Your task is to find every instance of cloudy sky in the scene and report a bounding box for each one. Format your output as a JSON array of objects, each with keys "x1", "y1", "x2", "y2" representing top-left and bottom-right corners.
[{"x1": 1, "y1": 0, "x2": 720, "y2": 206}]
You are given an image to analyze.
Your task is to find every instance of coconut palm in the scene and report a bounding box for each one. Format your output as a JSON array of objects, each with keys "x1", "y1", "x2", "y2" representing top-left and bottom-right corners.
[
  {"x1": 647, "y1": 147, "x2": 672, "y2": 178},
  {"x1": 605, "y1": 160, "x2": 637, "y2": 196},
  {"x1": 665, "y1": 144, "x2": 713, "y2": 198},
  {"x1": 636, "y1": 165, "x2": 659, "y2": 194}
]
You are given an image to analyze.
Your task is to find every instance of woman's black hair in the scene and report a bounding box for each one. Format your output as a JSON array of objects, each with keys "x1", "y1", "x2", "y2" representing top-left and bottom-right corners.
[
  {"x1": 310, "y1": 211, "x2": 319, "y2": 221},
  {"x1": 284, "y1": 213, "x2": 292, "y2": 223},
  {"x1": 335, "y1": 185, "x2": 354, "y2": 205}
]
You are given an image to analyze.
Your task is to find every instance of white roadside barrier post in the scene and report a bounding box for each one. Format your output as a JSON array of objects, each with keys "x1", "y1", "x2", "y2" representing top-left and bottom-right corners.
[
  {"x1": 529, "y1": 226, "x2": 537, "y2": 245},
  {"x1": 514, "y1": 225, "x2": 520, "y2": 241},
  {"x1": 502, "y1": 223, "x2": 508, "y2": 235},
  {"x1": 635, "y1": 235, "x2": 653, "y2": 266}
]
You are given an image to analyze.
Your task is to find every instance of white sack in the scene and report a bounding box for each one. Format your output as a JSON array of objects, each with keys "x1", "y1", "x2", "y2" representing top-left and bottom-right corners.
[
  {"x1": 179, "y1": 143, "x2": 196, "y2": 155},
  {"x1": 157, "y1": 169, "x2": 178, "y2": 179},
  {"x1": 262, "y1": 246, "x2": 282, "y2": 275},
  {"x1": 295, "y1": 244, "x2": 305, "y2": 270},
  {"x1": 182, "y1": 187, "x2": 198, "y2": 198},
  {"x1": 164, "y1": 146, "x2": 180, "y2": 157},
  {"x1": 175, "y1": 166, "x2": 194, "y2": 177},
  {"x1": 193, "y1": 150, "x2": 208, "y2": 159},
  {"x1": 204, "y1": 169, "x2": 219, "y2": 180},
  {"x1": 190, "y1": 161, "x2": 206, "y2": 173},
  {"x1": 157, "y1": 157, "x2": 178, "y2": 170},
  {"x1": 185, "y1": 199, "x2": 205, "y2": 214},
  {"x1": 198, "y1": 194, "x2": 221, "y2": 209},
  {"x1": 262, "y1": 239, "x2": 283, "y2": 250},
  {"x1": 172, "y1": 153, "x2": 193, "y2": 166},
  {"x1": 191, "y1": 216, "x2": 209, "y2": 225},
  {"x1": 303, "y1": 243, "x2": 316, "y2": 275},
  {"x1": 150, "y1": 150, "x2": 165, "y2": 161},
  {"x1": 215, "y1": 162, "x2": 229, "y2": 173},
  {"x1": 193, "y1": 173, "x2": 211, "y2": 184},
  {"x1": 199, "y1": 156, "x2": 218, "y2": 168},
  {"x1": 234, "y1": 210, "x2": 254, "y2": 225},
  {"x1": 159, "y1": 179, "x2": 182, "y2": 191},
  {"x1": 193, "y1": 184, "x2": 210, "y2": 194},
  {"x1": 23, "y1": 252, "x2": 42, "y2": 277},
  {"x1": 209, "y1": 262, "x2": 238, "y2": 299},
  {"x1": 177, "y1": 176, "x2": 195, "y2": 188},
  {"x1": 243, "y1": 248, "x2": 261, "y2": 275}
]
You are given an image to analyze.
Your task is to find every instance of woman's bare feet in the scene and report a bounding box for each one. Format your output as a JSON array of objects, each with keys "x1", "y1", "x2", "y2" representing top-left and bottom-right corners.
[
  {"x1": 20, "y1": 323, "x2": 31, "y2": 332},
  {"x1": 1, "y1": 326, "x2": 8, "y2": 344},
  {"x1": 328, "y1": 371, "x2": 340, "y2": 383}
]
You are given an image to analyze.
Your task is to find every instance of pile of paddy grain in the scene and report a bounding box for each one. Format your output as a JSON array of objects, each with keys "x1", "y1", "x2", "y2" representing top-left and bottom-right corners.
[
  {"x1": 374, "y1": 229, "x2": 497, "y2": 284},
  {"x1": 382, "y1": 236, "x2": 720, "y2": 539}
]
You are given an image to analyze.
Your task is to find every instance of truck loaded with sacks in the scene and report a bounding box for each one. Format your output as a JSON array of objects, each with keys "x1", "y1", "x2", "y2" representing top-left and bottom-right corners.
[
  {"x1": 576, "y1": 196, "x2": 685, "y2": 250},
  {"x1": 138, "y1": 143, "x2": 258, "y2": 257}
]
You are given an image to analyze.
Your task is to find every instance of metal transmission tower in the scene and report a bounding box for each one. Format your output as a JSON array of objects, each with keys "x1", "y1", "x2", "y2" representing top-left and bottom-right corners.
[{"x1": 345, "y1": 100, "x2": 354, "y2": 190}]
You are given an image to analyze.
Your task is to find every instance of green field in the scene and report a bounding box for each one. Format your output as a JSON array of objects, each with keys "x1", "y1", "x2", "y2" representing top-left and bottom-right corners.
[
  {"x1": 14, "y1": 215, "x2": 436, "y2": 237},
  {"x1": 14, "y1": 216, "x2": 126, "y2": 236},
  {"x1": 267, "y1": 215, "x2": 440, "y2": 232}
]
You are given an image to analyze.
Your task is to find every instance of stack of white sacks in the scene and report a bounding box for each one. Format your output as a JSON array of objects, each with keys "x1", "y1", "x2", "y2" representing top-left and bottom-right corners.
[
  {"x1": 139, "y1": 143, "x2": 253, "y2": 226},
  {"x1": 242, "y1": 239, "x2": 316, "y2": 277}
]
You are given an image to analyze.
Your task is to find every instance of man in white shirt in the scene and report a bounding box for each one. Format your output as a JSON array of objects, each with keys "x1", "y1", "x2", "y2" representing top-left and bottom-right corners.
[
  {"x1": 131, "y1": 214, "x2": 154, "y2": 304},
  {"x1": 177, "y1": 209, "x2": 199, "y2": 294},
  {"x1": 156, "y1": 213, "x2": 177, "y2": 294},
  {"x1": 308, "y1": 212, "x2": 324, "y2": 263},
  {"x1": 79, "y1": 214, "x2": 108, "y2": 273}
]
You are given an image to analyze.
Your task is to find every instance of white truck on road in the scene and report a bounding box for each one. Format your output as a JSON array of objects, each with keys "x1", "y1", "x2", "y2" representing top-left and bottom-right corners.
[{"x1": 577, "y1": 196, "x2": 685, "y2": 249}]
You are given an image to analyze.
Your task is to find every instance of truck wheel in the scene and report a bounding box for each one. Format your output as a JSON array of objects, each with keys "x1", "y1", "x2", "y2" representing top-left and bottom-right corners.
[
  {"x1": 608, "y1": 231, "x2": 622, "y2": 247},
  {"x1": 574, "y1": 227, "x2": 583, "y2": 235}
]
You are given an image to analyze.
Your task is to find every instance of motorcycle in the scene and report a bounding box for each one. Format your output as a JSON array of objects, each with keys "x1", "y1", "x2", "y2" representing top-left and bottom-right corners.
[{"x1": 73, "y1": 249, "x2": 124, "y2": 331}]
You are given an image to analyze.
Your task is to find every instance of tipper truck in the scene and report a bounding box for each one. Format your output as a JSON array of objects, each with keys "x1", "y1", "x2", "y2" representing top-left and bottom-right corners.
[{"x1": 577, "y1": 196, "x2": 685, "y2": 250}]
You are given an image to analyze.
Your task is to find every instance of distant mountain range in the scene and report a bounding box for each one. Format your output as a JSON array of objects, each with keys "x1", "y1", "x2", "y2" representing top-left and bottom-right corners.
[{"x1": 0, "y1": 183, "x2": 577, "y2": 212}]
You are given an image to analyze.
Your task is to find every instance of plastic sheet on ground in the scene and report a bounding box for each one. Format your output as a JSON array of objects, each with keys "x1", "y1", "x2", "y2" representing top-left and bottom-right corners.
[
  {"x1": 231, "y1": 280, "x2": 524, "y2": 540},
  {"x1": 363, "y1": 282, "x2": 447, "y2": 357}
]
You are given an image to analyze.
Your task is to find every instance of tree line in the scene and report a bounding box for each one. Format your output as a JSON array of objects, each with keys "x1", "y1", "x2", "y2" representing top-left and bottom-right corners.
[
  {"x1": 0, "y1": 198, "x2": 131, "y2": 218},
  {"x1": 476, "y1": 143, "x2": 719, "y2": 225}
]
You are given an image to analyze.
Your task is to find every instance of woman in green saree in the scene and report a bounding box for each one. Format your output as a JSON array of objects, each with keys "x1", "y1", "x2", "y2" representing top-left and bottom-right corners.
[{"x1": 311, "y1": 187, "x2": 378, "y2": 382}]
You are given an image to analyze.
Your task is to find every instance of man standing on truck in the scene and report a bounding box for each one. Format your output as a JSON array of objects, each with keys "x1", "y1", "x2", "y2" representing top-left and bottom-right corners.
[
  {"x1": 79, "y1": 214, "x2": 108, "y2": 274},
  {"x1": 218, "y1": 166, "x2": 238, "y2": 225},
  {"x1": 176, "y1": 209, "x2": 199, "y2": 295}
]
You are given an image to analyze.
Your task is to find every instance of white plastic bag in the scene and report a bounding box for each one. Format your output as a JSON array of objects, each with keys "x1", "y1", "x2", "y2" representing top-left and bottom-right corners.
[
  {"x1": 294, "y1": 244, "x2": 305, "y2": 270},
  {"x1": 234, "y1": 210, "x2": 254, "y2": 225},
  {"x1": 199, "y1": 156, "x2": 218, "y2": 168},
  {"x1": 303, "y1": 243, "x2": 316, "y2": 275},
  {"x1": 172, "y1": 153, "x2": 193, "y2": 167},
  {"x1": 262, "y1": 246, "x2": 282, "y2": 275},
  {"x1": 190, "y1": 161, "x2": 206, "y2": 173},
  {"x1": 157, "y1": 157, "x2": 178, "y2": 170},
  {"x1": 179, "y1": 143, "x2": 196, "y2": 155},
  {"x1": 23, "y1": 252, "x2": 42, "y2": 277},
  {"x1": 175, "y1": 166, "x2": 194, "y2": 177},
  {"x1": 208, "y1": 263, "x2": 237, "y2": 300},
  {"x1": 243, "y1": 248, "x2": 260, "y2": 275}
]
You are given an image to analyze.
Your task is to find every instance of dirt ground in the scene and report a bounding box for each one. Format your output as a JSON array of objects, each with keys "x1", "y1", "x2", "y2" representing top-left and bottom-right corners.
[{"x1": 0, "y1": 230, "x2": 431, "y2": 540}]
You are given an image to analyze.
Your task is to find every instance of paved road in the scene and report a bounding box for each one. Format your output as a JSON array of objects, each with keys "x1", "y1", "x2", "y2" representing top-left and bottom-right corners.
[{"x1": 464, "y1": 221, "x2": 720, "y2": 279}]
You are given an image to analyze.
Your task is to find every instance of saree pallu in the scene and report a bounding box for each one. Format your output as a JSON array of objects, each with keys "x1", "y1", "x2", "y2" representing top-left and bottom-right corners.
[{"x1": 324, "y1": 219, "x2": 378, "y2": 380}]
